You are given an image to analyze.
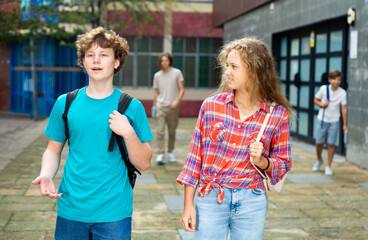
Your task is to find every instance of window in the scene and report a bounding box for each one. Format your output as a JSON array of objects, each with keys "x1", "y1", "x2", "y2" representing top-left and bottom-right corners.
[
  {"x1": 173, "y1": 37, "x2": 222, "y2": 88},
  {"x1": 114, "y1": 36, "x2": 221, "y2": 88}
]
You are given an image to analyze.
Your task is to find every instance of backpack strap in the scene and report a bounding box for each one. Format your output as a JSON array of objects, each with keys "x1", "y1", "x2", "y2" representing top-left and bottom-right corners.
[
  {"x1": 108, "y1": 93, "x2": 133, "y2": 152},
  {"x1": 321, "y1": 84, "x2": 330, "y2": 128},
  {"x1": 249, "y1": 103, "x2": 275, "y2": 179},
  {"x1": 62, "y1": 88, "x2": 80, "y2": 144},
  {"x1": 326, "y1": 84, "x2": 330, "y2": 100},
  {"x1": 107, "y1": 92, "x2": 141, "y2": 188}
]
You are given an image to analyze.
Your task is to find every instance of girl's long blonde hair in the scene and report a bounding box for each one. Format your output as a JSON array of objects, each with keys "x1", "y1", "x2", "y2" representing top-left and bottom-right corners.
[{"x1": 217, "y1": 37, "x2": 292, "y2": 120}]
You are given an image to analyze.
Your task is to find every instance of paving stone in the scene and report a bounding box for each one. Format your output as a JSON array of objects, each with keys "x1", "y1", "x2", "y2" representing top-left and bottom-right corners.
[
  {"x1": 265, "y1": 217, "x2": 319, "y2": 229},
  {"x1": 287, "y1": 173, "x2": 336, "y2": 183},
  {"x1": 327, "y1": 200, "x2": 368, "y2": 210},
  {"x1": 0, "y1": 177, "x2": 18, "y2": 188},
  {"x1": 303, "y1": 208, "x2": 362, "y2": 218},
  {"x1": 44, "y1": 231, "x2": 55, "y2": 240},
  {"x1": 0, "y1": 203, "x2": 54, "y2": 211},
  {"x1": 264, "y1": 228, "x2": 309, "y2": 239},
  {"x1": 359, "y1": 182, "x2": 368, "y2": 189},
  {"x1": 269, "y1": 193, "x2": 320, "y2": 203},
  {"x1": 333, "y1": 228, "x2": 368, "y2": 239},
  {"x1": 318, "y1": 183, "x2": 367, "y2": 195},
  {"x1": 132, "y1": 230, "x2": 180, "y2": 240},
  {"x1": 136, "y1": 174, "x2": 157, "y2": 184},
  {"x1": 14, "y1": 177, "x2": 35, "y2": 188},
  {"x1": 0, "y1": 231, "x2": 46, "y2": 240},
  {"x1": 12, "y1": 211, "x2": 57, "y2": 220},
  {"x1": 1, "y1": 195, "x2": 51, "y2": 204},
  {"x1": 164, "y1": 195, "x2": 184, "y2": 211},
  {"x1": 24, "y1": 188, "x2": 41, "y2": 196},
  {"x1": 358, "y1": 208, "x2": 368, "y2": 217},
  {"x1": 132, "y1": 210, "x2": 182, "y2": 230},
  {"x1": 0, "y1": 189, "x2": 25, "y2": 196},
  {"x1": 5, "y1": 220, "x2": 55, "y2": 231},
  {"x1": 0, "y1": 211, "x2": 12, "y2": 228},
  {"x1": 276, "y1": 183, "x2": 327, "y2": 195},
  {"x1": 315, "y1": 216, "x2": 368, "y2": 228},
  {"x1": 317, "y1": 193, "x2": 368, "y2": 201},
  {"x1": 178, "y1": 229, "x2": 195, "y2": 240},
  {"x1": 133, "y1": 190, "x2": 167, "y2": 211},
  {"x1": 266, "y1": 209, "x2": 307, "y2": 219},
  {"x1": 273, "y1": 201, "x2": 331, "y2": 210}
]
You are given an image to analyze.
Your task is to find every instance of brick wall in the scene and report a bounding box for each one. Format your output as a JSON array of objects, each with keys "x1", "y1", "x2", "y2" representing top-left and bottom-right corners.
[
  {"x1": 0, "y1": 44, "x2": 10, "y2": 111},
  {"x1": 0, "y1": 1, "x2": 19, "y2": 111},
  {"x1": 109, "y1": 11, "x2": 222, "y2": 38}
]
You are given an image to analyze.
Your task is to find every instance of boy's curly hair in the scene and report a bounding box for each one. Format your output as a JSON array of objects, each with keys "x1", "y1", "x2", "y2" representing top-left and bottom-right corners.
[{"x1": 75, "y1": 27, "x2": 129, "y2": 74}]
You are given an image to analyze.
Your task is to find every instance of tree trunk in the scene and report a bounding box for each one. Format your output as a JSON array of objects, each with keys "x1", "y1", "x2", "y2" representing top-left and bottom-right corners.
[{"x1": 30, "y1": 38, "x2": 38, "y2": 120}]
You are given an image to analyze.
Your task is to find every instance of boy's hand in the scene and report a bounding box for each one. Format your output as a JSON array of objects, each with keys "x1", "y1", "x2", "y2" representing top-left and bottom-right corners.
[
  {"x1": 170, "y1": 100, "x2": 179, "y2": 110},
  {"x1": 109, "y1": 110, "x2": 134, "y2": 138},
  {"x1": 322, "y1": 99, "x2": 329, "y2": 108},
  {"x1": 32, "y1": 176, "x2": 62, "y2": 199}
]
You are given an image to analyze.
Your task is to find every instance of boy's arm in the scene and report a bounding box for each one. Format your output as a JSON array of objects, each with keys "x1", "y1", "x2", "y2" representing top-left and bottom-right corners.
[
  {"x1": 341, "y1": 104, "x2": 348, "y2": 131},
  {"x1": 153, "y1": 88, "x2": 159, "y2": 106},
  {"x1": 171, "y1": 81, "x2": 185, "y2": 110},
  {"x1": 109, "y1": 111, "x2": 152, "y2": 171},
  {"x1": 32, "y1": 138, "x2": 64, "y2": 199},
  {"x1": 314, "y1": 97, "x2": 329, "y2": 108}
]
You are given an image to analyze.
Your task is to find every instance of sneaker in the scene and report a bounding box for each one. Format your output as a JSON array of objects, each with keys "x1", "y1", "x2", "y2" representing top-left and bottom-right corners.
[
  {"x1": 167, "y1": 152, "x2": 176, "y2": 163},
  {"x1": 325, "y1": 166, "x2": 333, "y2": 175},
  {"x1": 312, "y1": 160, "x2": 323, "y2": 171},
  {"x1": 156, "y1": 154, "x2": 165, "y2": 165}
]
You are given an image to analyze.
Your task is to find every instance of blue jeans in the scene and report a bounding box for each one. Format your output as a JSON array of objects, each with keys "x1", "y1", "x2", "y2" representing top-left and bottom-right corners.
[
  {"x1": 55, "y1": 216, "x2": 132, "y2": 240},
  {"x1": 195, "y1": 187, "x2": 267, "y2": 240}
]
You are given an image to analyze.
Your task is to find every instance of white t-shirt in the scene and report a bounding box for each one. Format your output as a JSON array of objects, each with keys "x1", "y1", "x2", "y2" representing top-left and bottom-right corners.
[
  {"x1": 153, "y1": 67, "x2": 184, "y2": 107},
  {"x1": 315, "y1": 84, "x2": 347, "y2": 122}
]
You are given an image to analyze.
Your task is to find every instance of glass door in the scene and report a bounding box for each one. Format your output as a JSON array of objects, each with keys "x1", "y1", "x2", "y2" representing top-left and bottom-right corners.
[{"x1": 273, "y1": 17, "x2": 349, "y2": 154}]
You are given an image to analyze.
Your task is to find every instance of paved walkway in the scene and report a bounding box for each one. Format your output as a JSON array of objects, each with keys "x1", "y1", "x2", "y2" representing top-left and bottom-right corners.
[{"x1": 0, "y1": 117, "x2": 367, "y2": 239}]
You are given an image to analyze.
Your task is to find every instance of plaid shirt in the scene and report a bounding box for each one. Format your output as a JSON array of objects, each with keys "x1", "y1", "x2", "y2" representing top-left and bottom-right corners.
[{"x1": 177, "y1": 90, "x2": 291, "y2": 204}]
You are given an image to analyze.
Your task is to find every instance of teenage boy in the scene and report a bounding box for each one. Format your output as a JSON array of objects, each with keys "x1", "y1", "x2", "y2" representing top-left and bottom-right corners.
[
  {"x1": 152, "y1": 53, "x2": 184, "y2": 165},
  {"x1": 32, "y1": 27, "x2": 153, "y2": 240},
  {"x1": 313, "y1": 70, "x2": 347, "y2": 175}
]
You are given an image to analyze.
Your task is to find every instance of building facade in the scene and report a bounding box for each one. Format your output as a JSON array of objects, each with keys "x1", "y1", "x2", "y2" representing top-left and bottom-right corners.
[
  {"x1": 213, "y1": 0, "x2": 368, "y2": 168},
  {"x1": 1, "y1": 0, "x2": 221, "y2": 117}
]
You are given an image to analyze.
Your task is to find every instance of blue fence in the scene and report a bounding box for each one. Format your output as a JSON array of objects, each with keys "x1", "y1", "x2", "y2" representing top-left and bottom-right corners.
[{"x1": 10, "y1": 37, "x2": 88, "y2": 116}]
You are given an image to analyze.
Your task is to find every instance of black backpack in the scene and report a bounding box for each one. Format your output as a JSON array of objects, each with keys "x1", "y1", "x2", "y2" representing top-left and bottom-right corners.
[{"x1": 62, "y1": 88, "x2": 141, "y2": 189}]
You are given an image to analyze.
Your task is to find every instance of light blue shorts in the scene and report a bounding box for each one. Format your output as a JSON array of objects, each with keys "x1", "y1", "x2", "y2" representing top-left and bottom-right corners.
[
  {"x1": 316, "y1": 120, "x2": 339, "y2": 145},
  {"x1": 195, "y1": 187, "x2": 267, "y2": 240}
]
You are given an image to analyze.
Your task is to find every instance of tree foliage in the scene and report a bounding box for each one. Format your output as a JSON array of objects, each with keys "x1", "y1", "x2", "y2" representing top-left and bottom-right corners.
[{"x1": 0, "y1": 0, "x2": 159, "y2": 45}]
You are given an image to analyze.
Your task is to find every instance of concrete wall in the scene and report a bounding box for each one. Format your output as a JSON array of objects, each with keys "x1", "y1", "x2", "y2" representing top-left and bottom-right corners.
[
  {"x1": 221, "y1": 0, "x2": 368, "y2": 169},
  {"x1": 222, "y1": 0, "x2": 356, "y2": 44},
  {"x1": 345, "y1": 1, "x2": 368, "y2": 169}
]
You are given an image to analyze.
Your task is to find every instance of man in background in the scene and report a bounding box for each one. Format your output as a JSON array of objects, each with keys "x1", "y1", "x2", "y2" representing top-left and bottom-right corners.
[{"x1": 153, "y1": 53, "x2": 185, "y2": 165}]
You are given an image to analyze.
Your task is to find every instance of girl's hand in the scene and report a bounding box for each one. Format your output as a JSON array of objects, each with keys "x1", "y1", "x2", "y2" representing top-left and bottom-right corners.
[
  {"x1": 249, "y1": 141, "x2": 264, "y2": 165},
  {"x1": 180, "y1": 205, "x2": 196, "y2": 232}
]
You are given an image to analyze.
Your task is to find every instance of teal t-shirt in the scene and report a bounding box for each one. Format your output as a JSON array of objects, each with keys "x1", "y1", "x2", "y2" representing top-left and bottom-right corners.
[{"x1": 45, "y1": 86, "x2": 153, "y2": 222}]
